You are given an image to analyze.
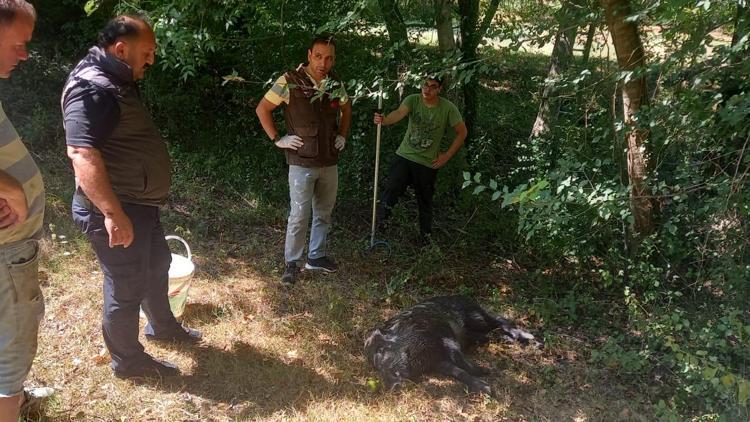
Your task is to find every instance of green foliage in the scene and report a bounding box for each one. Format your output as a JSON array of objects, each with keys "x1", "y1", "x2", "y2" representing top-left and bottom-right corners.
[
  {"x1": 590, "y1": 336, "x2": 650, "y2": 375},
  {"x1": 9, "y1": 0, "x2": 749, "y2": 418},
  {"x1": 460, "y1": 1, "x2": 750, "y2": 417}
]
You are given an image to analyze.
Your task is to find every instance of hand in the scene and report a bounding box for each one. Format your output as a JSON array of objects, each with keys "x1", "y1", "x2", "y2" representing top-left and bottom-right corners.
[
  {"x1": 0, "y1": 198, "x2": 18, "y2": 229},
  {"x1": 275, "y1": 134, "x2": 303, "y2": 150},
  {"x1": 335, "y1": 135, "x2": 346, "y2": 151},
  {"x1": 0, "y1": 180, "x2": 28, "y2": 228},
  {"x1": 104, "y1": 210, "x2": 134, "y2": 248},
  {"x1": 373, "y1": 112, "x2": 384, "y2": 125},
  {"x1": 431, "y1": 153, "x2": 450, "y2": 169}
]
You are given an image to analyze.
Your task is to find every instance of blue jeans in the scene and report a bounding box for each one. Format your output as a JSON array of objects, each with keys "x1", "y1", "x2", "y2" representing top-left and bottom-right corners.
[
  {"x1": 73, "y1": 194, "x2": 180, "y2": 373},
  {"x1": 0, "y1": 239, "x2": 43, "y2": 397},
  {"x1": 285, "y1": 165, "x2": 338, "y2": 263}
]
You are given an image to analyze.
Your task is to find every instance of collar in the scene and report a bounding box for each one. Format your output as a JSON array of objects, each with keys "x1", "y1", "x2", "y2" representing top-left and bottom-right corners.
[
  {"x1": 86, "y1": 45, "x2": 134, "y2": 85},
  {"x1": 296, "y1": 62, "x2": 320, "y2": 88},
  {"x1": 422, "y1": 96, "x2": 441, "y2": 108}
]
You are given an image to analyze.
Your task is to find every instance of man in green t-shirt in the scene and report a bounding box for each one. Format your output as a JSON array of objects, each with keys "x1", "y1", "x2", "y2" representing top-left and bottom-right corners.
[{"x1": 373, "y1": 75, "x2": 467, "y2": 241}]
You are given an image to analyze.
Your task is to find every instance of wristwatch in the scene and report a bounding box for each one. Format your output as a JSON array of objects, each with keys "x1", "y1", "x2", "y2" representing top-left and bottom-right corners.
[{"x1": 273, "y1": 134, "x2": 281, "y2": 143}]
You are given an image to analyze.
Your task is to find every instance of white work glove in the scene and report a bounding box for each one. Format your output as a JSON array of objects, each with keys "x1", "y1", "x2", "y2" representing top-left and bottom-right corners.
[
  {"x1": 335, "y1": 135, "x2": 346, "y2": 151},
  {"x1": 275, "y1": 134, "x2": 303, "y2": 150}
]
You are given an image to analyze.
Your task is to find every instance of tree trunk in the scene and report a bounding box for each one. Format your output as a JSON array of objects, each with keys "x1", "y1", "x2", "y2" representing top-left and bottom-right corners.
[
  {"x1": 378, "y1": 0, "x2": 410, "y2": 62},
  {"x1": 602, "y1": 0, "x2": 654, "y2": 236},
  {"x1": 529, "y1": 2, "x2": 579, "y2": 139},
  {"x1": 731, "y1": 3, "x2": 750, "y2": 48},
  {"x1": 582, "y1": 23, "x2": 596, "y2": 63},
  {"x1": 457, "y1": 0, "x2": 500, "y2": 143},
  {"x1": 434, "y1": 0, "x2": 456, "y2": 52}
]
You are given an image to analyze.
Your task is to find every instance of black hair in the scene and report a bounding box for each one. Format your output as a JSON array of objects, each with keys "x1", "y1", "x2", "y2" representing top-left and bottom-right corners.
[
  {"x1": 425, "y1": 71, "x2": 444, "y2": 86},
  {"x1": 97, "y1": 15, "x2": 148, "y2": 48},
  {"x1": 309, "y1": 32, "x2": 336, "y2": 51},
  {"x1": 0, "y1": 0, "x2": 35, "y2": 27}
]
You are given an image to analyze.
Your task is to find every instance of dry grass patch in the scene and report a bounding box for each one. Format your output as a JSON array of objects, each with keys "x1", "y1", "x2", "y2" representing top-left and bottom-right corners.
[{"x1": 22, "y1": 154, "x2": 656, "y2": 421}]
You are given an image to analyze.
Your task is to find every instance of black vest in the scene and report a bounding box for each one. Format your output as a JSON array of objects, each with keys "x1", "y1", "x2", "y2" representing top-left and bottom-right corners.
[{"x1": 62, "y1": 46, "x2": 171, "y2": 206}]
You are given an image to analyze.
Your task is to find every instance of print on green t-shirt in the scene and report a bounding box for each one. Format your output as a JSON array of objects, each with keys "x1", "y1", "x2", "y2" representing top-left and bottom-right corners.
[{"x1": 396, "y1": 94, "x2": 463, "y2": 168}]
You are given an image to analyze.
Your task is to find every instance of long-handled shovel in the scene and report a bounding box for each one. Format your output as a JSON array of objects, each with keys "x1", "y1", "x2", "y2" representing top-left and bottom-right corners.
[{"x1": 364, "y1": 80, "x2": 391, "y2": 260}]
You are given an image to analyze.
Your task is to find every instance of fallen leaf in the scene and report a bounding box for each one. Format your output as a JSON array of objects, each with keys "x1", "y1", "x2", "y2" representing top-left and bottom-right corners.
[{"x1": 92, "y1": 353, "x2": 109, "y2": 366}]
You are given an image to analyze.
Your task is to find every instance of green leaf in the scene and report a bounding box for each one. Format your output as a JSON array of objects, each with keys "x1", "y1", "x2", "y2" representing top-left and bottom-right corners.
[
  {"x1": 501, "y1": 193, "x2": 519, "y2": 208},
  {"x1": 721, "y1": 374, "x2": 735, "y2": 387},
  {"x1": 473, "y1": 172, "x2": 482, "y2": 183},
  {"x1": 491, "y1": 191, "x2": 501, "y2": 201},
  {"x1": 461, "y1": 180, "x2": 471, "y2": 189},
  {"x1": 489, "y1": 179, "x2": 498, "y2": 190},
  {"x1": 463, "y1": 171, "x2": 470, "y2": 181},
  {"x1": 473, "y1": 185, "x2": 486, "y2": 195},
  {"x1": 703, "y1": 367, "x2": 718, "y2": 380},
  {"x1": 739, "y1": 380, "x2": 750, "y2": 406},
  {"x1": 698, "y1": 0, "x2": 711, "y2": 11},
  {"x1": 84, "y1": 0, "x2": 100, "y2": 15}
]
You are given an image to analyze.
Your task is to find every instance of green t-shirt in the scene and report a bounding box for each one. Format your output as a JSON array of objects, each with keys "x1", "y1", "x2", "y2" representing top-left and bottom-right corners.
[{"x1": 396, "y1": 94, "x2": 463, "y2": 168}]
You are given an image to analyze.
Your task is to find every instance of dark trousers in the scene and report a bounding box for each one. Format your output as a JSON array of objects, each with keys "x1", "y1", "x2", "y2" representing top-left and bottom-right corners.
[
  {"x1": 378, "y1": 156, "x2": 439, "y2": 236},
  {"x1": 72, "y1": 193, "x2": 179, "y2": 373}
]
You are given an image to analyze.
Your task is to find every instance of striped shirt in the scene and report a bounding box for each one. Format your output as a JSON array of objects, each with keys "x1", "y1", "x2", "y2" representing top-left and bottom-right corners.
[
  {"x1": 263, "y1": 66, "x2": 349, "y2": 106},
  {"x1": 0, "y1": 103, "x2": 44, "y2": 243}
]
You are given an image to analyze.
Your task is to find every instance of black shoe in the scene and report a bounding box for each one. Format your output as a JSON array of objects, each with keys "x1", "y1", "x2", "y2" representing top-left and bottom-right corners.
[
  {"x1": 114, "y1": 357, "x2": 180, "y2": 380},
  {"x1": 145, "y1": 324, "x2": 203, "y2": 344},
  {"x1": 281, "y1": 262, "x2": 299, "y2": 285},
  {"x1": 304, "y1": 256, "x2": 338, "y2": 273}
]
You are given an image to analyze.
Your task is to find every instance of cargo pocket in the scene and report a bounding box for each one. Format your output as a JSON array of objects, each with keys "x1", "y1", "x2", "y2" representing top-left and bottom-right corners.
[
  {"x1": 8, "y1": 241, "x2": 43, "y2": 306},
  {"x1": 294, "y1": 125, "x2": 319, "y2": 158}
]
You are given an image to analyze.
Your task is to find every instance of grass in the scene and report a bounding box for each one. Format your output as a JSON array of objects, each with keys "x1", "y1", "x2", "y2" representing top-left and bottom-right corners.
[
  {"x1": 2, "y1": 29, "x2": 667, "y2": 420},
  {"x1": 16, "y1": 145, "x2": 661, "y2": 421}
]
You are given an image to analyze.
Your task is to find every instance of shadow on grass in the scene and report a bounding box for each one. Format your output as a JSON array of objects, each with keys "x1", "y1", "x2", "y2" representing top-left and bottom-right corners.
[
  {"x1": 179, "y1": 302, "x2": 232, "y2": 326},
  {"x1": 135, "y1": 341, "x2": 351, "y2": 418}
]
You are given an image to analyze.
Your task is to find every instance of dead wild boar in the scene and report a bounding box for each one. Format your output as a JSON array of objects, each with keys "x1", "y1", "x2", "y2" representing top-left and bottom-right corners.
[{"x1": 364, "y1": 295, "x2": 539, "y2": 394}]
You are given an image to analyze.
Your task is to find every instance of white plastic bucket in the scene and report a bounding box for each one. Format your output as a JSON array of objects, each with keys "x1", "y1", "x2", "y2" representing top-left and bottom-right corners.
[{"x1": 165, "y1": 235, "x2": 195, "y2": 318}]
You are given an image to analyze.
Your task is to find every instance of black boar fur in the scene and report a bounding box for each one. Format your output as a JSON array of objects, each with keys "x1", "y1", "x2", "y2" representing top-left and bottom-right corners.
[{"x1": 364, "y1": 295, "x2": 539, "y2": 394}]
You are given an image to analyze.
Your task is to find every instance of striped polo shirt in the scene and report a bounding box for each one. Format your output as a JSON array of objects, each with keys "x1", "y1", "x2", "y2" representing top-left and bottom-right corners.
[
  {"x1": 0, "y1": 102, "x2": 44, "y2": 244},
  {"x1": 263, "y1": 65, "x2": 349, "y2": 106}
]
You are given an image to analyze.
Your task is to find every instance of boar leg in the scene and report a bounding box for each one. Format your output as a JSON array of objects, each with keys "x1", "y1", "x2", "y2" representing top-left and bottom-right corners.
[{"x1": 437, "y1": 361, "x2": 491, "y2": 395}]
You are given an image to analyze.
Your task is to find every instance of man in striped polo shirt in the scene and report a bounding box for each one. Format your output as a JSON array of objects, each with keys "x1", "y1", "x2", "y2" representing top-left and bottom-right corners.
[
  {"x1": 256, "y1": 34, "x2": 351, "y2": 286},
  {"x1": 0, "y1": 1, "x2": 45, "y2": 421}
]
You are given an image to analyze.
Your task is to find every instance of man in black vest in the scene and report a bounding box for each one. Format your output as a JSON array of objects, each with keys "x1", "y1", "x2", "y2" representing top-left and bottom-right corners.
[
  {"x1": 256, "y1": 34, "x2": 352, "y2": 286},
  {"x1": 62, "y1": 16, "x2": 201, "y2": 380}
]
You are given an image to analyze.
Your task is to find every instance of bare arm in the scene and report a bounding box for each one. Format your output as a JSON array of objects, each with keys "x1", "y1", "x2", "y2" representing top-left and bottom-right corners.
[
  {"x1": 432, "y1": 121, "x2": 468, "y2": 169},
  {"x1": 67, "y1": 146, "x2": 133, "y2": 247},
  {"x1": 373, "y1": 104, "x2": 410, "y2": 126},
  {"x1": 0, "y1": 170, "x2": 26, "y2": 228},
  {"x1": 255, "y1": 98, "x2": 281, "y2": 140},
  {"x1": 338, "y1": 100, "x2": 352, "y2": 138}
]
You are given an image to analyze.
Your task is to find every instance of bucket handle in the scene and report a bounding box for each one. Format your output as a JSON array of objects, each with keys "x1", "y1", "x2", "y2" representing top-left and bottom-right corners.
[{"x1": 165, "y1": 235, "x2": 192, "y2": 261}]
